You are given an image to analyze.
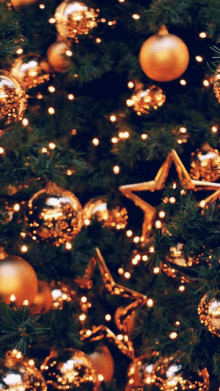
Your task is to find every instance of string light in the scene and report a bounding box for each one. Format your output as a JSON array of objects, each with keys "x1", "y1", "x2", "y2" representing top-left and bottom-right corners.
[
  {"x1": 199, "y1": 200, "x2": 206, "y2": 208},
  {"x1": 48, "y1": 107, "x2": 55, "y2": 115},
  {"x1": 48, "y1": 142, "x2": 56, "y2": 149},
  {"x1": 175, "y1": 321, "x2": 180, "y2": 326},
  {"x1": 149, "y1": 246, "x2": 155, "y2": 253},
  {"x1": 92, "y1": 138, "x2": 99, "y2": 146},
  {"x1": 169, "y1": 332, "x2": 178, "y2": 339},
  {"x1": 110, "y1": 115, "x2": 117, "y2": 122},
  {"x1": 179, "y1": 285, "x2": 185, "y2": 292},
  {"x1": 49, "y1": 17, "x2": 56, "y2": 23},
  {"x1": 68, "y1": 94, "x2": 75, "y2": 100},
  {"x1": 211, "y1": 125, "x2": 218, "y2": 133},
  {"x1": 84, "y1": 218, "x2": 90, "y2": 226},
  {"x1": 48, "y1": 86, "x2": 55, "y2": 93},
  {"x1": 21, "y1": 245, "x2": 28, "y2": 253},
  {"x1": 16, "y1": 48, "x2": 23, "y2": 54},
  {"x1": 155, "y1": 220, "x2": 162, "y2": 229},
  {"x1": 128, "y1": 81, "x2": 134, "y2": 89},
  {"x1": 113, "y1": 165, "x2": 120, "y2": 174},
  {"x1": 133, "y1": 236, "x2": 140, "y2": 243},
  {"x1": 0, "y1": 147, "x2": 4, "y2": 154},
  {"x1": 158, "y1": 211, "x2": 165, "y2": 218},
  {"x1": 79, "y1": 313, "x2": 86, "y2": 321},
  {"x1": 37, "y1": 92, "x2": 43, "y2": 99},
  {"x1": 23, "y1": 299, "x2": 29, "y2": 306},
  {"x1": 65, "y1": 242, "x2": 72, "y2": 250},
  {"x1": 180, "y1": 79, "x2": 187, "y2": 85},
  {"x1": 199, "y1": 32, "x2": 207, "y2": 38},
  {"x1": 142, "y1": 255, "x2": 148, "y2": 262},
  {"x1": 124, "y1": 271, "x2": 131, "y2": 279},
  {"x1": 126, "y1": 99, "x2": 134, "y2": 107},
  {"x1": 28, "y1": 360, "x2": 35, "y2": 366},
  {"x1": 147, "y1": 298, "x2": 154, "y2": 307},
  {"x1": 66, "y1": 50, "x2": 73, "y2": 57},
  {"x1": 101, "y1": 18, "x2": 106, "y2": 22},
  {"x1": 98, "y1": 375, "x2": 104, "y2": 382},
  {"x1": 111, "y1": 137, "x2": 118, "y2": 143},
  {"x1": 169, "y1": 197, "x2": 176, "y2": 204},
  {"x1": 20, "y1": 232, "x2": 26, "y2": 238},
  {"x1": 22, "y1": 118, "x2": 29, "y2": 126},
  {"x1": 66, "y1": 169, "x2": 72, "y2": 176},
  {"x1": 126, "y1": 230, "x2": 133, "y2": 237},
  {"x1": 132, "y1": 258, "x2": 138, "y2": 265},
  {"x1": 195, "y1": 55, "x2": 203, "y2": 62},
  {"x1": 39, "y1": 4, "x2": 45, "y2": 8},
  {"x1": 13, "y1": 203, "x2": 20, "y2": 211},
  {"x1": 95, "y1": 38, "x2": 102, "y2": 43},
  {"x1": 141, "y1": 133, "x2": 148, "y2": 140},
  {"x1": 203, "y1": 79, "x2": 210, "y2": 87},
  {"x1": 41, "y1": 147, "x2": 48, "y2": 153},
  {"x1": 10, "y1": 294, "x2": 16, "y2": 302},
  {"x1": 132, "y1": 14, "x2": 140, "y2": 20},
  {"x1": 124, "y1": 131, "x2": 130, "y2": 138},
  {"x1": 118, "y1": 267, "x2": 124, "y2": 275},
  {"x1": 118, "y1": 0, "x2": 125, "y2": 2},
  {"x1": 179, "y1": 127, "x2": 187, "y2": 133},
  {"x1": 153, "y1": 267, "x2": 160, "y2": 274},
  {"x1": 105, "y1": 314, "x2": 111, "y2": 321},
  {"x1": 71, "y1": 129, "x2": 77, "y2": 135}
]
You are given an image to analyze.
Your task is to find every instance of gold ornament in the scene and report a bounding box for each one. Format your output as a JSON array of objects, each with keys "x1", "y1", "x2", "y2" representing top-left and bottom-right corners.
[
  {"x1": 213, "y1": 65, "x2": 220, "y2": 103},
  {"x1": 119, "y1": 150, "x2": 220, "y2": 241},
  {"x1": 27, "y1": 182, "x2": 83, "y2": 246},
  {"x1": 31, "y1": 281, "x2": 53, "y2": 314},
  {"x1": 0, "y1": 247, "x2": 38, "y2": 307},
  {"x1": 128, "y1": 85, "x2": 166, "y2": 115},
  {"x1": 41, "y1": 348, "x2": 98, "y2": 391},
  {"x1": 0, "y1": 350, "x2": 47, "y2": 391},
  {"x1": 153, "y1": 357, "x2": 209, "y2": 391},
  {"x1": 162, "y1": 243, "x2": 193, "y2": 281},
  {"x1": 114, "y1": 306, "x2": 136, "y2": 335},
  {"x1": 190, "y1": 143, "x2": 220, "y2": 182},
  {"x1": 47, "y1": 42, "x2": 72, "y2": 73},
  {"x1": 75, "y1": 248, "x2": 147, "y2": 359},
  {"x1": 55, "y1": 1, "x2": 99, "y2": 40},
  {"x1": 0, "y1": 70, "x2": 27, "y2": 129},
  {"x1": 11, "y1": 0, "x2": 38, "y2": 9},
  {"x1": 83, "y1": 196, "x2": 128, "y2": 230},
  {"x1": 126, "y1": 353, "x2": 156, "y2": 391},
  {"x1": 139, "y1": 25, "x2": 190, "y2": 82},
  {"x1": 89, "y1": 345, "x2": 114, "y2": 383},
  {"x1": 11, "y1": 54, "x2": 50, "y2": 89},
  {"x1": 198, "y1": 293, "x2": 220, "y2": 337}
]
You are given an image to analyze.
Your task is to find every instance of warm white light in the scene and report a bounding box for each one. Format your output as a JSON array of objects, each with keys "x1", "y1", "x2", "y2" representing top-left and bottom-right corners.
[
  {"x1": 142, "y1": 255, "x2": 148, "y2": 262},
  {"x1": 203, "y1": 79, "x2": 209, "y2": 87},
  {"x1": 0, "y1": 147, "x2": 4, "y2": 154},
  {"x1": 155, "y1": 220, "x2": 162, "y2": 229},
  {"x1": 98, "y1": 374, "x2": 104, "y2": 382},
  {"x1": 195, "y1": 55, "x2": 203, "y2": 62},
  {"x1": 133, "y1": 236, "x2": 140, "y2": 243},
  {"x1": 153, "y1": 267, "x2": 160, "y2": 274},
  {"x1": 21, "y1": 245, "x2": 28, "y2": 253},
  {"x1": 48, "y1": 107, "x2": 55, "y2": 115},
  {"x1": 49, "y1": 17, "x2": 56, "y2": 23},
  {"x1": 96, "y1": 38, "x2": 102, "y2": 43},
  {"x1": 118, "y1": 267, "x2": 124, "y2": 275},
  {"x1": 39, "y1": 3, "x2": 45, "y2": 8},
  {"x1": 179, "y1": 127, "x2": 187, "y2": 133},
  {"x1": 199, "y1": 32, "x2": 207, "y2": 38},
  {"x1": 81, "y1": 296, "x2": 87, "y2": 303},
  {"x1": 147, "y1": 298, "x2": 154, "y2": 307},
  {"x1": 141, "y1": 133, "x2": 148, "y2": 140},
  {"x1": 159, "y1": 211, "x2": 165, "y2": 218},
  {"x1": 79, "y1": 313, "x2": 86, "y2": 321},
  {"x1": 169, "y1": 332, "x2": 178, "y2": 339},
  {"x1": 199, "y1": 200, "x2": 206, "y2": 208},
  {"x1": 23, "y1": 299, "x2": 29, "y2": 306},
  {"x1": 110, "y1": 115, "x2": 117, "y2": 122},
  {"x1": 126, "y1": 230, "x2": 133, "y2": 237},
  {"x1": 111, "y1": 137, "x2": 118, "y2": 143},
  {"x1": 128, "y1": 81, "x2": 134, "y2": 89},
  {"x1": 105, "y1": 314, "x2": 111, "y2": 321},
  {"x1": 48, "y1": 86, "x2": 55, "y2": 93},
  {"x1": 180, "y1": 79, "x2": 187, "y2": 85},
  {"x1": 16, "y1": 48, "x2": 23, "y2": 54},
  {"x1": 41, "y1": 147, "x2": 48, "y2": 153},
  {"x1": 132, "y1": 14, "x2": 140, "y2": 20},
  {"x1": 113, "y1": 165, "x2": 120, "y2": 174},
  {"x1": 211, "y1": 125, "x2": 218, "y2": 133},
  {"x1": 66, "y1": 50, "x2": 73, "y2": 57},
  {"x1": 68, "y1": 94, "x2": 75, "y2": 100},
  {"x1": 22, "y1": 118, "x2": 29, "y2": 126},
  {"x1": 65, "y1": 242, "x2": 72, "y2": 250},
  {"x1": 92, "y1": 138, "x2": 99, "y2": 146},
  {"x1": 48, "y1": 142, "x2": 56, "y2": 149},
  {"x1": 169, "y1": 197, "x2": 176, "y2": 204},
  {"x1": 124, "y1": 271, "x2": 131, "y2": 279},
  {"x1": 10, "y1": 294, "x2": 16, "y2": 302},
  {"x1": 179, "y1": 285, "x2": 185, "y2": 292},
  {"x1": 13, "y1": 203, "x2": 20, "y2": 212}
]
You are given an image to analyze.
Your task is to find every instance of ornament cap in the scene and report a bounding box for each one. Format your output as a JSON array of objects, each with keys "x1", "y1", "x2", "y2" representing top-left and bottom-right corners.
[{"x1": 158, "y1": 25, "x2": 169, "y2": 36}]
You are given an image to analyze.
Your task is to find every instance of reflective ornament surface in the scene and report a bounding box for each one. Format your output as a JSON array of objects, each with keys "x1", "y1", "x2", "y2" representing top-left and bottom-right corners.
[
  {"x1": 83, "y1": 196, "x2": 128, "y2": 230},
  {"x1": 55, "y1": 1, "x2": 99, "y2": 39},
  {"x1": 126, "y1": 354, "x2": 155, "y2": 391},
  {"x1": 0, "y1": 70, "x2": 27, "y2": 129},
  {"x1": 11, "y1": 54, "x2": 50, "y2": 89},
  {"x1": 153, "y1": 357, "x2": 209, "y2": 391},
  {"x1": 0, "y1": 247, "x2": 38, "y2": 307},
  {"x1": 31, "y1": 281, "x2": 53, "y2": 314},
  {"x1": 162, "y1": 243, "x2": 193, "y2": 281},
  {"x1": 0, "y1": 350, "x2": 47, "y2": 391},
  {"x1": 129, "y1": 85, "x2": 166, "y2": 115},
  {"x1": 213, "y1": 65, "x2": 220, "y2": 103},
  {"x1": 89, "y1": 346, "x2": 114, "y2": 383},
  {"x1": 47, "y1": 42, "x2": 72, "y2": 73},
  {"x1": 41, "y1": 349, "x2": 98, "y2": 391},
  {"x1": 198, "y1": 293, "x2": 220, "y2": 337},
  {"x1": 139, "y1": 25, "x2": 189, "y2": 82},
  {"x1": 190, "y1": 143, "x2": 220, "y2": 182},
  {"x1": 27, "y1": 182, "x2": 83, "y2": 246}
]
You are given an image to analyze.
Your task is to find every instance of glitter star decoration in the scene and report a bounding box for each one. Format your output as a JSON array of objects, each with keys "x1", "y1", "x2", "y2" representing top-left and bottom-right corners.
[
  {"x1": 119, "y1": 150, "x2": 220, "y2": 241},
  {"x1": 75, "y1": 248, "x2": 147, "y2": 360}
]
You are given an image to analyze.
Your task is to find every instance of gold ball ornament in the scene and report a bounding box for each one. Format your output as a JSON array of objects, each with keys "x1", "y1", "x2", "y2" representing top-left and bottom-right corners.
[
  {"x1": 0, "y1": 70, "x2": 27, "y2": 129},
  {"x1": 89, "y1": 346, "x2": 114, "y2": 383},
  {"x1": 41, "y1": 348, "x2": 98, "y2": 391},
  {"x1": 152, "y1": 357, "x2": 209, "y2": 391},
  {"x1": 139, "y1": 25, "x2": 190, "y2": 82},
  {"x1": 83, "y1": 196, "x2": 128, "y2": 230},
  {"x1": 10, "y1": 0, "x2": 38, "y2": 9},
  {"x1": 114, "y1": 306, "x2": 136, "y2": 335},
  {"x1": 11, "y1": 54, "x2": 50, "y2": 89},
  {"x1": 55, "y1": 1, "x2": 99, "y2": 40},
  {"x1": 126, "y1": 353, "x2": 156, "y2": 391},
  {"x1": 0, "y1": 247, "x2": 38, "y2": 307},
  {"x1": 27, "y1": 182, "x2": 83, "y2": 246},
  {"x1": 0, "y1": 350, "x2": 47, "y2": 391},
  {"x1": 213, "y1": 65, "x2": 220, "y2": 103},
  {"x1": 190, "y1": 143, "x2": 220, "y2": 182},
  {"x1": 47, "y1": 42, "x2": 72, "y2": 73},
  {"x1": 31, "y1": 281, "x2": 53, "y2": 314},
  {"x1": 198, "y1": 293, "x2": 220, "y2": 337},
  {"x1": 162, "y1": 243, "x2": 193, "y2": 282},
  {"x1": 128, "y1": 85, "x2": 166, "y2": 115}
]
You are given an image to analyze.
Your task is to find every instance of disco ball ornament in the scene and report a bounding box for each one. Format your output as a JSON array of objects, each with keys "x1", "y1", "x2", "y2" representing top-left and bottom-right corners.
[
  {"x1": 139, "y1": 25, "x2": 189, "y2": 82},
  {"x1": 0, "y1": 70, "x2": 27, "y2": 129},
  {"x1": 198, "y1": 293, "x2": 220, "y2": 337},
  {"x1": 0, "y1": 350, "x2": 47, "y2": 391},
  {"x1": 83, "y1": 196, "x2": 128, "y2": 230},
  {"x1": 162, "y1": 243, "x2": 193, "y2": 282},
  {"x1": 27, "y1": 182, "x2": 83, "y2": 245},
  {"x1": 126, "y1": 353, "x2": 156, "y2": 391},
  {"x1": 127, "y1": 85, "x2": 166, "y2": 115},
  {"x1": 190, "y1": 143, "x2": 220, "y2": 182},
  {"x1": 11, "y1": 54, "x2": 50, "y2": 89},
  {"x1": 213, "y1": 65, "x2": 220, "y2": 103},
  {"x1": 153, "y1": 357, "x2": 209, "y2": 391},
  {"x1": 41, "y1": 348, "x2": 98, "y2": 391},
  {"x1": 55, "y1": 1, "x2": 99, "y2": 40}
]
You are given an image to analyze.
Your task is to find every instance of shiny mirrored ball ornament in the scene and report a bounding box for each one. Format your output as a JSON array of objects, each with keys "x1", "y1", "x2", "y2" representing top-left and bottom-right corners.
[
  {"x1": 27, "y1": 182, "x2": 83, "y2": 246},
  {"x1": 41, "y1": 348, "x2": 98, "y2": 391},
  {"x1": 55, "y1": 1, "x2": 99, "y2": 40},
  {"x1": 11, "y1": 54, "x2": 50, "y2": 89},
  {"x1": 190, "y1": 143, "x2": 220, "y2": 182},
  {"x1": 128, "y1": 85, "x2": 166, "y2": 115},
  {"x1": 162, "y1": 243, "x2": 193, "y2": 281},
  {"x1": 0, "y1": 70, "x2": 27, "y2": 129},
  {"x1": 198, "y1": 293, "x2": 220, "y2": 337},
  {"x1": 0, "y1": 350, "x2": 47, "y2": 391}
]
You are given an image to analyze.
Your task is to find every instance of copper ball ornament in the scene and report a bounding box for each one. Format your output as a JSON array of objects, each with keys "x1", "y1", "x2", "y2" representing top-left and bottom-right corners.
[
  {"x1": 0, "y1": 350, "x2": 47, "y2": 391},
  {"x1": 27, "y1": 182, "x2": 83, "y2": 246},
  {"x1": 139, "y1": 25, "x2": 190, "y2": 82},
  {"x1": 54, "y1": 0, "x2": 99, "y2": 40},
  {"x1": 0, "y1": 70, "x2": 27, "y2": 129},
  {"x1": 41, "y1": 348, "x2": 98, "y2": 391},
  {"x1": 0, "y1": 248, "x2": 38, "y2": 307},
  {"x1": 89, "y1": 346, "x2": 114, "y2": 383},
  {"x1": 198, "y1": 293, "x2": 220, "y2": 337},
  {"x1": 83, "y1": 196, "x2": 128, "y2": 230},
  {"x1": 31, "y1": 281, "x2": 53, "y2": 314},
  {"x1": 128, "y1": 85, "x2": 166, "y2": 115},
  {"x1": 190, "y1": 143, "x2": 220, "y2": 182},
  {"x1": 47, "y1": 42, "x2": 72, "y2": 73},
  {"x1": 11, "y1": 54, "x2": 50, "y2": 89}
]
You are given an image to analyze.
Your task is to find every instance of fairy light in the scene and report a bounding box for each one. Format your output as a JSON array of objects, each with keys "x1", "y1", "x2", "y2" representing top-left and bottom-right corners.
[
  {"x1": 101, "y1": 18, "x2": 106, "y2": 22},
  {"x1": 133, "y1": 236, "x2": 140, "y2": 243},
  {"x1": 66, "y1": 169, "x2": 72, "y2": 176},
  {"x1": 126, "y1": 230, "x2": 133, "y2": 237},
  {"x1": 132, "y1": 258, "x2": 138, "y2": 265},
  {"x1": 175, "y1": 321, "x2": 180, "y2": 326},
  {"x1": 117, "y1": 334, "x2": 123, "y2": 340},
  {"x1": 211, "y1": 125, "x2": 218, "y2": 133},
  {"x1": 124, "y1": 131, "x2": 130, "y2": 138},
  {"x1": 180, "y1": 79, "x2": 187, "y2": 85},
  {"x1": 118, "y1": 0, "x2": 125, "y2": 2},
  {"x1": 13, "y1": 203, "x2": 20, "y2": 211},
  {"x1": 92, "y1": 138, "x2": 99, "y2": 146},
  {"x1": 149, "y1": 246, "x2": 155, "y2": 253},
  {"x1": 179, "y1": 285, "x2": 185, "y2": 292},
  {"x1": 0, "y1": 147, "x2": 4, "y2": 154},
  {"x1": 169, "y1": 332, "x2": 178, "y2": 339},
  {"x1": 118, "y1": 267, "x2": 124, "y2": 275},
  {"x1": 10, "y1": 294, "x2": 16, "y2": 302},
  {"x1": 105, "y1": 314, "x2": 111, "y2": 321},
  {"x1": 49, "y1": 17, "x2": 56, "y2": 23},
  {"x1": 20, "y1": 232, "x2": 26, "y2": 238},
  {"x1": 16, "y1": 351, "x2": 22, "y2": 359},
  {"x1": 128, "y1": 81, "x2": 134, "y2": 89},
  {"x1": 111, "y1": 137, "x2": 118, "y2": 143},
  {"x1": 147, "y1": 298, "x2": 154, "y2": 307},
  {"x1": 132, "y1": 14, "x2": 140, "y2": 19},
  {"x1": 203, "y1": 79, "x2": 210, "y2": 87},
  {"x1": 48, "y1": 86, "x2": 55, "y2": 93},
  {"x1": 124, "y1": 271, "x2": 131, "y2": 279},
  {"x1": 195, "y1": 55, "x2": 203, "y2": 62},
  {"x1": 155, "y1": 220, "x2": 162, "y2": 229},
  {"x1": 199, "y1": 200, "x2": 206, "y2": 208},
  {"x1": 110, "y1": 115, "x2": 117, "y2": 122},
  {"x1": 113, "y1": 165, "x2": 120, "y2": 174},
  {"x1": 39, "y1": 3, "x2": 45, "y2": 8},
  {"x1": 65, "y1": 242, "x2": 72, "y2": 250},
  {"x1": 169, "y1": 197, "x2": 176, "y2": 204},
  {"x1": 28, "y1": 360, "x2": 35, "y2": 366},
  {"x1": 48, "y1": 107, "x2": 55, "y2": 115},
  {"x1": 21, "y1": 245, "x2": 28, "y2": 253},
  {"x1": 96, "y1": 38, "x2": 102, "y2": 43},
  {"x1": 79, "y1": 313, "x2": 86, "y2": 321},
  {"x1": 81, "y1": 296, "x2": 87, "y2": 303},
  {"x1": 179, "y1": 127, "x2": 187, "y2": 133},
  {"x1": 37, "y1": 92, "x2": 43, "y2": 99},
  {"x1": 66, "y1": 50, "x2": 73, "y2": 57},
  {"x1": 141, "y1": 133, "x2": 148, "y2": 140},
  {"x1": 48, "y1": 142, "x2": 56, "y2": 149},
  {"x1": 142, "y1": 255, "x2": 148, "y2": 262},
  {"x1": 159, "y1": 211, "x2": 165, "y2": 218},
  {"x1": 23, "y1": 299, "x2": 29, "y2": 306},
  {"x1": 98, "y1": 374, "x2": 104, "y2": 382},
  {"x1": 84, "y1": 218, "x2": 91, "y2": 226},
  {"x1": 22, "y1": 118, "x2": 29, "y2": 126},
  {"x1": 153, "y1": 267, "x2": 160, "y2": 274},
  {"x1": 126, "y1": 99, "x2": 134, "y2": 107},
  {"x1": 119, "y1": 131, "x2": 125, "y2": 138},
  {"x1": 71, "y1": 129, "x2": 77, "y2": 135},
  {"x1": 16, "y1": 48, "x2": 23, "y2": 54},
  {"x1": 199, "y1": 32, "x2": 207, "y2": 38}
]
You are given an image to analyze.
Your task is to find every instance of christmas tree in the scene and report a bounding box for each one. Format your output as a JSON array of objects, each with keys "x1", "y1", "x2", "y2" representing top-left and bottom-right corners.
[{"x1": 1, "y1": 0, "x2": 220, "y2": 390}]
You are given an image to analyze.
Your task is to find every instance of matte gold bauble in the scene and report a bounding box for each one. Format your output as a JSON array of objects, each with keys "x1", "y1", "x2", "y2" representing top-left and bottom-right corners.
[
  {"x1": 55, "y1": 1, "x2": 99, "y2": 40},
  {"x1": 152, "y1": 357, "x2": 209, "y2": 391},
  {"x1": 83, "y1": 196, "x2": 128, "y2": 230},
  {"x1": 190, "y1": 143, "x2": 220, "y2": 182},
  {"x1": 128, "y1": 85, "x2": 166, "y2": 115},
  {"x1": 11, "y1": 0, "x2": 38, "y2": 9},
  {"x1": 89, "y1": 346, "x2": 114, "y2": 383},
  {"x1": 47, "y1": 42, "x2": 72, "y2": 73},
  {"x1": 11, "y1": 54, "x2": 50, "y2": 89},
  {"x1": 126, "y1": 354, "x2": 155, "y2": 391},
  {"x1": 0, "y1": 248, "x2": 38, "y2": 307},
  {"x1": 31, "y1": 281, "x2": 53, "y2": 314},
  {"x1": 41, "y1": 348, "x2": 98, "y2": 391},
  {"x1": 139, "y1": 25, "x2": 190, "y2": 82},
  {"x1": 198, "y1": 293, "x2": 220, "y2": 337},
  {"x1": 0, "y1": 70, "x2": 27, "y2": 129},
  {"x1": 0, "y1": 350, "x2": 47, "y2": 391},
  {"x1": 114, "y1": 306, "x2": 136, "y2": 335},
  {"x1": 27, "y1": 182, "x2": 83, "y2": 246}
]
